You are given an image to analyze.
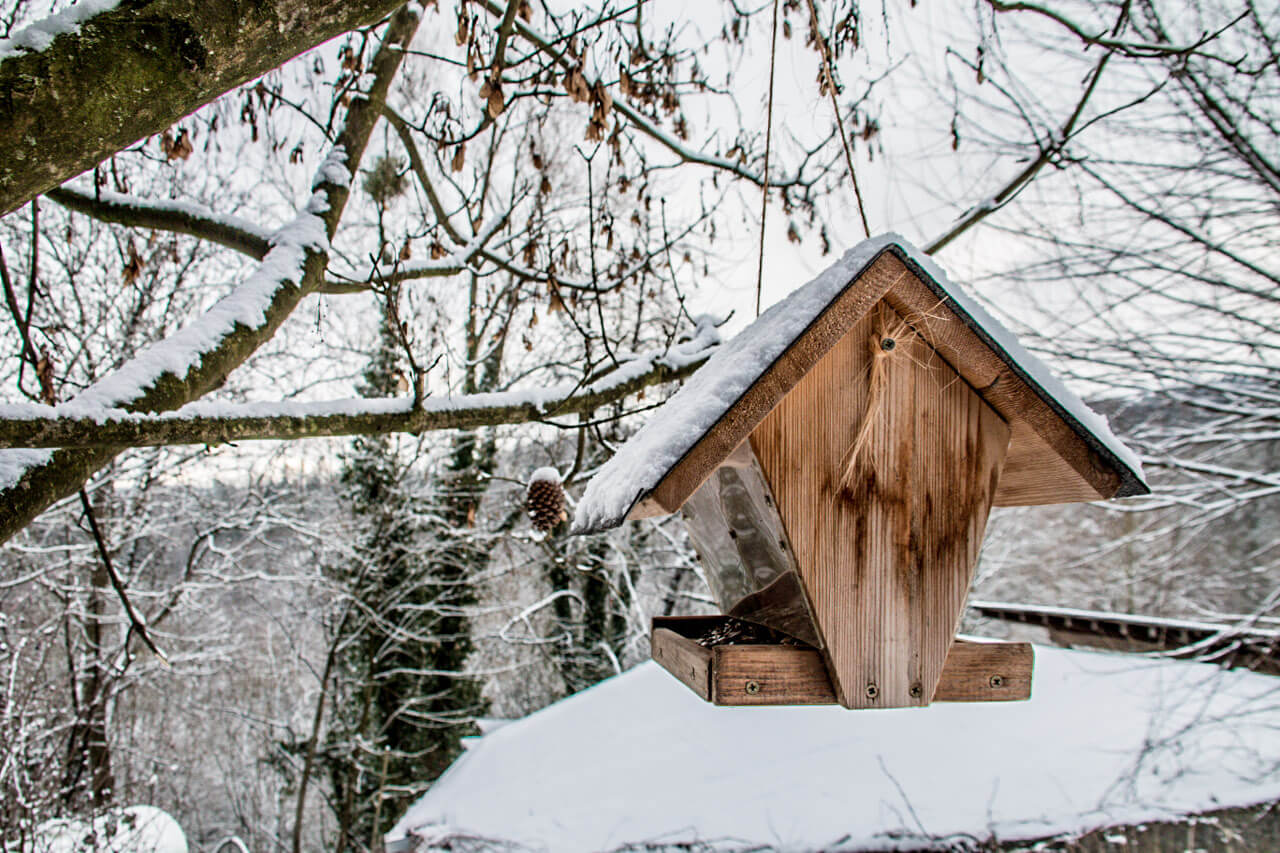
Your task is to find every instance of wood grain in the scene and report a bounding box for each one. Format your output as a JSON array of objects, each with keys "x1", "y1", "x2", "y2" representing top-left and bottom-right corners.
[
  {"x1": 880, "y1": 268, "x2": 1125, "y2": 505},
  {"x1": 931, "y1": 639, "x2": 1033, "y2": 702},
  {"x1": 750, "y1": 302, "x2": 1010, "y2": 708},
  {"x1": 651, "y1": 618, "x2": 1032, "y2": 705},
  {"x1": 651, "y1": 627, "x2": 712, "y2": 701},
  {"x1": 997, "y1": 422, "x2": 1111, "y2": 505},
  {"x1": 712, "y1": 643, "x2": 836, "y2": 705},
  {"x1": 631, "y1": 253, "x2": 912, "y2": 520}
]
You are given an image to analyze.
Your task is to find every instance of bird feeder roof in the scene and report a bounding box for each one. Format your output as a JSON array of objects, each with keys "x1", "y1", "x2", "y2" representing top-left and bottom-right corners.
[{"x1": 572, "y1": 234, "x2": 1148, "y2": 534}]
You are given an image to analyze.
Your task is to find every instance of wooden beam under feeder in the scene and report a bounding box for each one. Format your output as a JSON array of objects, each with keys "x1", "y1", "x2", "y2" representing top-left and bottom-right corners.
[{"x1": 571, "y1": 236, "x2": 1148, "y2": 711}]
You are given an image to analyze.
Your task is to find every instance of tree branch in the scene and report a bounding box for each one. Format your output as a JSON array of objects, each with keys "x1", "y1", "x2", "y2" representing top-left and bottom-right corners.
[
  {"x1": 925, "y1": 51, "x2": 1112, "y2": 254},
  {"x1": 0, "y1": 333, "x2": 718, "y2": 449},
  {"x1": 48, "y1": 186, "x2": 273, "y2": 260},
  {"x1": 0, "y1": 0, "x2": 412, "y2": 217},
  {"x1": 0, "y1": 6, "x2": 422, "y2": 545}
]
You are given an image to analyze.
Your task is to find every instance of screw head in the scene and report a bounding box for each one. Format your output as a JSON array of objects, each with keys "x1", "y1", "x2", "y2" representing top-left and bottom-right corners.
[
  {"x1": 989, "y1": 674, "x2": 1005, "y2": 688},
  {"x1": 865, "y1": 683, "x2": 879, "y2": 700},
  {"x1": 909, "y1": 684, "x2": 922, "y2": 699},
  {"x1": 880, "y1": 337, "x2": 896, "y2": 351},
  {"x1": 745, "y1": 680, "x2": 761, "y2": 695}
]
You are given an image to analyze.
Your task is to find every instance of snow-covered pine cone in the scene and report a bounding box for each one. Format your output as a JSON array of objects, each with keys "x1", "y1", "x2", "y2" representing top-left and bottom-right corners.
[{"x1": 525, "y1": 467, "x2": 566, "y2": 533}]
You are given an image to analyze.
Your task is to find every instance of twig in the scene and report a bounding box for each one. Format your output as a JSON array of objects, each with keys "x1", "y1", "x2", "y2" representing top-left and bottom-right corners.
[
  {"x1": 925, "y1": 50, "x2": 1112, "y2": 254},
  {"x1": 805, "y1": 0, "x2": 870, "y2": 238},
  {"x1": 77, "y1": 489, "x2": 168, "y2": 663}
]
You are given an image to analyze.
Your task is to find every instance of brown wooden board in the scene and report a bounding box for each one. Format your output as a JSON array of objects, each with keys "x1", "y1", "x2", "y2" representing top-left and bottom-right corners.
[
  {"x1": 651, "y1": 627, "x2": 712, "y2": 702},
  {"x1": 750, "y1": 302, "x2": 1011, "y2": 708},
  {"x1": 930, "y1": 639, "x2": 1034, "y2": 702},
  {"x1": 651, "y1": 617, "x2": 1032, "y2": 706}
]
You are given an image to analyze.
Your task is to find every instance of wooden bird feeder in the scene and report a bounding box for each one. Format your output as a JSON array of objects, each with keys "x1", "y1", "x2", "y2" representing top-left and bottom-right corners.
[{"x1": 573, "y1": 237, "x2": 1148, "y2": 710}]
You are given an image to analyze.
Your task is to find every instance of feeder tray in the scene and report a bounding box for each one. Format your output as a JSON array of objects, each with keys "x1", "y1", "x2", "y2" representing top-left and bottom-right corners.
[{"x1": 651, "y1": 615, "x2": 1033, "y2": 706}]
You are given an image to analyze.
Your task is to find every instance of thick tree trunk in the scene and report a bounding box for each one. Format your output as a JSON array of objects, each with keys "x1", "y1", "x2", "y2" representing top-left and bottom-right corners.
[{"x1": 0, "y1": 0, "x2": 408, "y2": 217}]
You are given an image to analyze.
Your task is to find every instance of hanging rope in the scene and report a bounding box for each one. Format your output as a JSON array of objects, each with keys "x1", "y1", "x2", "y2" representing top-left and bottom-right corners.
[
  {"x1": 754, "y1": 0, "x2": 781, "y2": 318},
  {"x1": 806, "y1": 0, "x2": 870, "y2": 238}
]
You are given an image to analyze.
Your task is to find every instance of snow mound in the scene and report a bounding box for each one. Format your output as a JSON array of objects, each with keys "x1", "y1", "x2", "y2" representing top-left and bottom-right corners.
[
  {"x1": 389, "y1": 645, "x2": 1280, "y2": 852},
  {"x1": 27, "y1": 805, "x2": 187, "y2": 853}
]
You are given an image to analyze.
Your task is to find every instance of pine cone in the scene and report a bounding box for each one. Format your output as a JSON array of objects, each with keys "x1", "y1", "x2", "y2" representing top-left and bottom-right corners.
[{"x1": 525, "y1": 468, "x2": 566, "y2": 533}]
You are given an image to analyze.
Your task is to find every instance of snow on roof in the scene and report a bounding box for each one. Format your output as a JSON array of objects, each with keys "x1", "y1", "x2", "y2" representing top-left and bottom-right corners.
[
  {"x1": 389, "y1": 645, "x2": 1280, "y2": 852},
  {"x1": 571, "y1": 234, "x2": 1147, "y2": 534}
]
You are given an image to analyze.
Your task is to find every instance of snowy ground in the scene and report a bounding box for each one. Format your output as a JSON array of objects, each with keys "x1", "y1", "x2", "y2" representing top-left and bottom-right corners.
[{"x1": 389, "y1": 644, "x2": 1280, "y2": 851}]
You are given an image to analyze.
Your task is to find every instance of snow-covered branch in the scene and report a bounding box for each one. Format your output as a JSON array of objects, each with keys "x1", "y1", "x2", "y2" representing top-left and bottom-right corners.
[
  {"x1": 0, "y1": 6, "x2": 423, "y2": 545},
  {"x1": 48, "y1": 186, "x2": 274, "y2": 260},
  {"x1": 0, "y1": 322, "x2": 720, "y2": 449},
  {"x1": 0, "y1": 0, "x2": 410, "y2": 216}
]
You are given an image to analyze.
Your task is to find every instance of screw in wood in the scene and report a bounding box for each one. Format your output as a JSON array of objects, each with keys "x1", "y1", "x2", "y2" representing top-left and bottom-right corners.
[
  {"x1": 745, "y1": 680, "x2": 761, "y2": 695},
  {"x1": 909, "y1": 684, "x2": 922, "y2": 699},
  {"x1": 865, "y1": 683, "x2": 879, "y2": 700},
  {"x1": 989, "y1": 675, "x2": 1005, "y2": 688},
  {"x1": 880, "y1": 337, "x2": 896, "y2": 351}
]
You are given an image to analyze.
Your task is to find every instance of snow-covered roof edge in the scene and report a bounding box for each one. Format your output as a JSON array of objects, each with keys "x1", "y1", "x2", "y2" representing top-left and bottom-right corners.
[{"x1": 572, "y1": 234, "x2": 1148, "y2": 534}]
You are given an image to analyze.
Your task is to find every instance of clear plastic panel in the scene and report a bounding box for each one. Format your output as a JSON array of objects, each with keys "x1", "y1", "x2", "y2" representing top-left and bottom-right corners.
[{"x1": 681, "y1": 442, "x2": 823, "y2": 648}]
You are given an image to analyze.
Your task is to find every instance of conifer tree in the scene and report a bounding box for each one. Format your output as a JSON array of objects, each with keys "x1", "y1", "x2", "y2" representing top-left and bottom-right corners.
[{"x1": 323, "y1": 285, "x2": 485, "y2": 851}]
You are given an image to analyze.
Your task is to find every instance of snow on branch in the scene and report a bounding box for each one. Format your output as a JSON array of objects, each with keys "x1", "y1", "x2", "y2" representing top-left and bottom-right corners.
[
  {"x1": 0, "y1": 0, "x2": 119, "y2": 60},
  {"x1": 0, "y1": 5, "x2": 422, "y2": 546},
  {"x1": 48, "y1": 185, "x2": 275, "y2": 260},
  {"x1": 0, "y1": 179, "x2": 332, "y2": 489},
  {"x1": 0, "y1": 319, "x2": 721, "y2": 450},
  {"x1": 77, "y1": 190, "x2": 331, "y2": 416}
]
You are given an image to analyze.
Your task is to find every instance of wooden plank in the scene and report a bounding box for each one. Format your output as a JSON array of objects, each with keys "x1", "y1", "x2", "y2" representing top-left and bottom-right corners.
[
  {"x1": 750, "y1": 301, "x2": 1010, "y2": 708},
  {"x1": 712, "y1": 644, "x2": 833, "y2": 705},
  {"x1": 880, "y1": 268, "x2": 1124, "y2": 504},
  {"x1": 933, "y1": 639, "x2": 1034, "y2": 702},
  {"x1": 652, "y1": 618, "x2": 1032, "y2": 706},
  {"x1": 651, "y1": 627, "x2": 712, "y2": 702},
  {"x1": 632, "y1": 252, "x2": 913, "y2": 519},
  {"x1": 996, "y1": 422, "x2": 1109, "y2": 506}
]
